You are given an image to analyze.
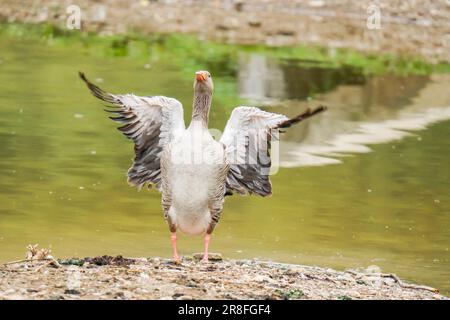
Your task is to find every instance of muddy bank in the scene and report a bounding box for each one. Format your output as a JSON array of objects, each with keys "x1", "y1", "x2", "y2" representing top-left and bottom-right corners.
[
  {"x1": 0, "y1": 255, "x2": 446, "y2": 300},
  {"x1": 0, "y1": 0, "x2": 449, "y2": 63}
]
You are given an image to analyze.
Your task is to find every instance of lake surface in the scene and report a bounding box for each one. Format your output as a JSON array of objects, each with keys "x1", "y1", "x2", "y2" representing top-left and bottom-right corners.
[{"x1": 0, "y1": 34, "x2": 449, "y2": 293}]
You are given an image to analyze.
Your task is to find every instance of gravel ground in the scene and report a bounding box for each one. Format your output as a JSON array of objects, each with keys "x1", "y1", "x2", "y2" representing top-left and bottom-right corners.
[
  {"x1": 0, "y1": 0, "x2": 449, "y2": 63},
  {"x1": 0, "y1": 1, "x2": 448, "y2": 300},
  {"x1": 0, "y1": 255, "x2": 446, "y2": 300}
]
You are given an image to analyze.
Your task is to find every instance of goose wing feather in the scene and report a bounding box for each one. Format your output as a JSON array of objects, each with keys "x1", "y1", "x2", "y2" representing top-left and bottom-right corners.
[
  {"x1": 220, "y1": 105, "x2": 326, "y2": 196},
  {"x1": 79, "y1": 72, "x2": 185, "y2": 191}
]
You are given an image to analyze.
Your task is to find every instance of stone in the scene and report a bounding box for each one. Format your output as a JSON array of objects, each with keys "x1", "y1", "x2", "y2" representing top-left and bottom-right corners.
[{"x1": 192, "y1": 253, "x2": 223, "y2": 261}]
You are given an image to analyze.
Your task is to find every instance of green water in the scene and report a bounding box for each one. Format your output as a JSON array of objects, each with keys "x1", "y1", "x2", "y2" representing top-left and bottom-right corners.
[{"x1": 0, "y1": 33, "x2": 449, "y2": 294}]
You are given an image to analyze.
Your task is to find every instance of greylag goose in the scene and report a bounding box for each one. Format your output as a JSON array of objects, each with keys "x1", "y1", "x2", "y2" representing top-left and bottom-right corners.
[{"x1": 79, "y1": 70, "x2": 326, "y2": 262}]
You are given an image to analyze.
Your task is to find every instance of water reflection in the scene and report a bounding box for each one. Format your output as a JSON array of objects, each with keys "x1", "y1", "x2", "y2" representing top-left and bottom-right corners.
[
  {"x1": 238, "y1": 54, "x2": 450, "y2": 167},
  {"x1": 238, "y1": 53, "x2": 367, "y2": 101},
  {"x1": 238, "y1": 54, "x2": 286, "y2": 101}
]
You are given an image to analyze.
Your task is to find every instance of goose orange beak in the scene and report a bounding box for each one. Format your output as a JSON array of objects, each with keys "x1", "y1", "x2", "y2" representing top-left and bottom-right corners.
[{"x1": 196, "y1": 72, "x2": 206, "y2": 82}]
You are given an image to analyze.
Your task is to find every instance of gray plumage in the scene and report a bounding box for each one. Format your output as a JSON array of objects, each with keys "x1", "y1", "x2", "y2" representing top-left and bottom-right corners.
[
  {"x1": 79, "y1": 72, "x2": 184, "y2": 191},
  {"x1": 79, "y1": 70, "x2": 325, "y2": 260},
  {"x1": 221, "y1": 105, "x2": 327, "y2": 196}
]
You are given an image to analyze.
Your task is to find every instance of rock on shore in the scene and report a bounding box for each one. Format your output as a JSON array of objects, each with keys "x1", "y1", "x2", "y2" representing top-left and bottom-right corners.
[{"x1": 0, "y1": 255, "x2": 446, "y2": 300}]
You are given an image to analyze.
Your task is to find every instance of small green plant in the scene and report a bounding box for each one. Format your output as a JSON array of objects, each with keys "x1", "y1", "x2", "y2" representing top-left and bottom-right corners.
[{"x1": 275, "y1": 288, "x2": 305, "y2": 300}]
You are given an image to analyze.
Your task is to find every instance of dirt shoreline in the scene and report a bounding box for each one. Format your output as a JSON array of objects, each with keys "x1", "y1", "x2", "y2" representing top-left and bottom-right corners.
[
  {"x1": 0, "y1": 255, "x2": 446, "y2": 300},
  {"x1": 0, "y1": 0, "x2": 449, "y2": 63}
]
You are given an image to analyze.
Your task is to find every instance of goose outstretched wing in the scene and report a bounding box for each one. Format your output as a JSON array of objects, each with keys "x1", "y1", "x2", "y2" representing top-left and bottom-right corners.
[
  {"x1": 79, "y1": 72, "x2": 185, "y2": 191},
  {"x1": 220, "y1": 105, "x2": 326, "y2": 196}
]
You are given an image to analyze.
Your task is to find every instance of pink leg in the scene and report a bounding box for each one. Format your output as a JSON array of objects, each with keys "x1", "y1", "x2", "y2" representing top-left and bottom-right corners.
[
  {"x1": 171, "y1": 232, "x2": 180, "y2": 261},
  {"x1": 202, "y1": 233, "x2": 211, "y2": 263}
]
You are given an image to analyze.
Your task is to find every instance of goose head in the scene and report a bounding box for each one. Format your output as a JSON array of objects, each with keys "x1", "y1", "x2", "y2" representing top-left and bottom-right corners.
[{"x1": 194, "y1": 70, "x2": 214, "y2": 94}]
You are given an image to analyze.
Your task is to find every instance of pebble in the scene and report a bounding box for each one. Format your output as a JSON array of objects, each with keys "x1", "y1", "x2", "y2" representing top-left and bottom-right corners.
[{"x1": 0, "y1": 256, "x2": 444, "y2": 300}]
